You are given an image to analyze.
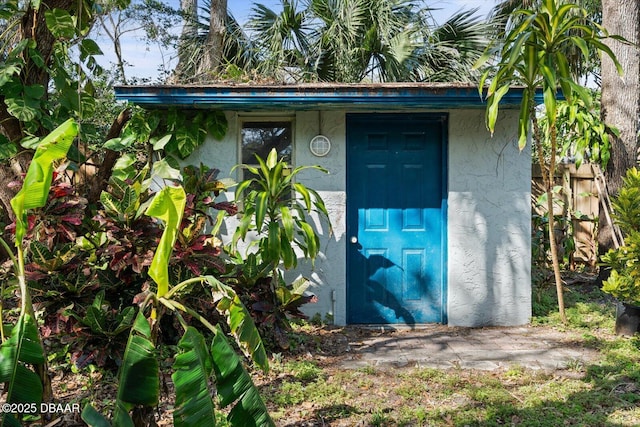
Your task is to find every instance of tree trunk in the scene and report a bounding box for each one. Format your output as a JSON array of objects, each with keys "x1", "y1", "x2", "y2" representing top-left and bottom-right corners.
[
  {"x1": 0, "y1": 151, "x2": 33, "y2": 224},
  {"x1": 195, "y1": 0, "x2": 227, "y2": 80},
  {"x1": 599, "y1": 0, "x2": 640, "y2": 258},
  {"x1": 174, "y1": 0, "x2": 198, "y2": 80},
  {"x1": 85, "y1": 109, "x2": 133, "y2": 204},
  {"x1": 545, "y1": 127, "x2": 567, "y2": 323},
  {"x1": 180, "y1": 0, "x2": 198, "y2": 44},
  {"x1": 2, "y1": 0, "x2": 74, "y2": 142},
  {"x1": 532, "y1": 103, "x2": 566, "y2": 322},
  {"x1": 21, "y1": 0, "x2": 75, "y2": 93}
]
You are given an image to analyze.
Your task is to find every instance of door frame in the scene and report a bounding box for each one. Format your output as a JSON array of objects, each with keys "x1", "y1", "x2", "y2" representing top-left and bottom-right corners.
[{"x1": 345, "y1": 112, "x2": 449, "y2": 324}]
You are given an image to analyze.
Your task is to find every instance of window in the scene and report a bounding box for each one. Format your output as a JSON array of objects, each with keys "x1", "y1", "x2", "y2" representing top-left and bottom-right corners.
[{"x1": 240, "y1": 121, "x2": 293, "y2": 181}]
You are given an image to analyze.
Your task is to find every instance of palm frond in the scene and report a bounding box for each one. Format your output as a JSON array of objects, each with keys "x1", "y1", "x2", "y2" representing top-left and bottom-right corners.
[{"x1": 172, "y1": 0, "x2": 494, "y2": 83}]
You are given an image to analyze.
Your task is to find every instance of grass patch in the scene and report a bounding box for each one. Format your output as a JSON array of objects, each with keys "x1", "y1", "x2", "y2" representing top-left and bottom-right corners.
[
  {"x1": 263, "y1": 282, "x2": 640, "y2": 426},
  {"x1": 284, "y1": 359, "x2": 324, "y2": 382}
]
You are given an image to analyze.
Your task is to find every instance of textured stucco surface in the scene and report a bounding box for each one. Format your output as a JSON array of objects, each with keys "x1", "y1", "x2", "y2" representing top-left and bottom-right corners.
[
  {"x1": 190, "y1": 111, "x2": 347, "y2": 324},
  {"x1": 189, "y1": 108, "x2": 531, "y2": 327},
  {"x1": 447, "y1": 110, "x2": 531, "y2": 326}
]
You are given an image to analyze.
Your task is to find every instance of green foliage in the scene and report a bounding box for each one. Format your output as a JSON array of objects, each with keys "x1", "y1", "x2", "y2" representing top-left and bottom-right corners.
[
  {"x1": 223, "y1": 252, "x2": 315, "y2": 350},
  {"x1": 233, "y1": 148, "x2": 330, "y2": 269},
  {"x1": 81, "y1": 405, "x2": 112, "y2": 427},
  {"x1": 11, "y1": 159, "x2": 235, "y2": 373},
  {"x1": 538, "y1": 95, "x2": 617, "y2": 168},
  {"x1": 4, "y1": 83, "x2": 45, "y2": 123},
  {"x1": 112, "y1": 311, "x2": 159, "y2": 425},
  {"x1": 609, "y1": 167, "x2": 640, "y2": 235},
  {"x1": 225, "y1": 252, "x2": 272, "y2": 288},
  {"x1": 3, "y1": 3, "x2": 270, "y2": 424},
  {"x1": 240, "y1": 0, "x2": 489, "y2": 83},
  {"x1": 532, "y1": 187, "x2": 577, "y2": 269},
  {"x1": 175, "y1": 0, "x2": 489, "y2": 83},
  {"x1": 71, "y1": 290, "x2": 135, "y2": 338},
  {"x1": 476, "y1": 0, "x2": 623, "y2": 322},
  {"x1": 88, "y1": 162, "x2": 234, "y2": 313},
  {"x1": 211, "y1": 326, "x2": 275, "y2": 427},
  {"x1": 171, "y1": 327, "x2": 217, "y2": 427},
  {"x1": 0, "y1": 134, "x2": 18, "y2": 160},
  {"x1": 84, "y1": 185, "x2": 272, "y2": 426},
  {"x1": 174, "y1": 165, "x2": 236, "y2": 280},
  {"x1": 0, "y1": 120, "x2": 76, "y2": 426},
  {"x1": 476, "y1": 0, "x2": 622, "y2": 148},
  {"x1": 146, "y1": 185, "x2": 186, "y2": 297},
  {"x1": 0, "y1": 314, "x2": 44, "y2": 426},
  {"x1": 114, "y1": 108, "x2": 228, "y2": 161},
  {"x1": 169, "y1": 110, "x2": 227, "y2": 158},
  {"x1": 183, "y1": 163, "x2": 235, "y2": 207},
  {"x1": 45, "y1": 8, "x2": 76, "y2": 39},
  {"x1": 2, "y1": 151, "x2": 257, "y2": 423},
  {"x1": 602, "y1": 268, "x2": 640, "y2": 306},
  {"x1": 11, "y1": 119, "x2": 78, "y2": 245},
  {"x1": 0, "y1": 0, "x2": 107, "y2": 142},
  {"x1": 601, "y1": 168, "x2": 640, "y2": 306},
  {"x1": 99, "y1": 169, "x2": 150, "y2": 225},
  {"x1": 230, "y1": 148, "x2": 329, "y2": 348},
  {"x1": 286, "y1": 359, "x2": 323, "y2": 382},
  {"x1": 198, "y1": 275, "x2": 268, "y2": 372}
]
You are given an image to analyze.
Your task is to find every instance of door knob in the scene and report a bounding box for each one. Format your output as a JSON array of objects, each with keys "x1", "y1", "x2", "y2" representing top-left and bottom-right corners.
[{"x1": 350, "y1": 236, "x2": 358, "y2": 244}]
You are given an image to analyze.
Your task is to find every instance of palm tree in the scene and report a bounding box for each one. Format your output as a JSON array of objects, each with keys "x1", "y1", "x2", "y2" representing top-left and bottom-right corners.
[
  {"x1": 413, "y1": 8, "x2": 488, "y2": 82},
  {"x1": 248, "y1": 0, "x2": 313, "y2": 81},
  {"x1": 173, "y1": 0, "x2": 256, "y2": 82},
  {"x1": 172, "y1": 0, "x2": 490, "y2": 84},
  {"x1": 247, "y1": 0, "x2": 490, "y2": 83},
  {"x1": 476, "y1": 0, "x2": 623, "y2": 322}
]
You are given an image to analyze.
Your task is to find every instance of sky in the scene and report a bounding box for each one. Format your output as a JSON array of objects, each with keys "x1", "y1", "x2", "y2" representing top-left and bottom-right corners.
[
  {"x1": 231, "y1": 0, "x2": 498, "y2": 21},
  {"x1": 102, "y1": 0, "x2": 500, "y2": 81}
]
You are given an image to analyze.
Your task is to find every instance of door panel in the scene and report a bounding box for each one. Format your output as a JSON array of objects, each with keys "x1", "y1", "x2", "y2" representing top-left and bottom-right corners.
[{"x1": 346, "y1": 114, "x2": 447, "y2": 324}]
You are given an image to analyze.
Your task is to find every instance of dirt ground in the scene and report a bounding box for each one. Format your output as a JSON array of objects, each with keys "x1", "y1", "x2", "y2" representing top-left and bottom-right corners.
[{"x1": 32, "y1": 321, "x2": 608, "y2": 427}]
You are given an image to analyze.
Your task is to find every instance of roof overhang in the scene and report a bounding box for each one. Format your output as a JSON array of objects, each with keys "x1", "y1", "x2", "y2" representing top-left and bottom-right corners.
[{"x1": 114, "y1": 83, "x2": 535, "y2": 111}]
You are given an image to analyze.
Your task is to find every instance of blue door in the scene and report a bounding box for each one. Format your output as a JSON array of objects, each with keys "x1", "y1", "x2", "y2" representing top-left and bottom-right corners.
[{"x1": 346, "y1": 113, "x2": 447, "y2": 324}]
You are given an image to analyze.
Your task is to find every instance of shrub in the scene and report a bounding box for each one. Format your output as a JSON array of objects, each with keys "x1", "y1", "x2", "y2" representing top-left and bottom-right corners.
[
  {"x1": 228, "y1": 148, "x2": 330, "y2": 349},
  {"x1": 601, "y1": 168, "x2": 640, "y2": 305}
]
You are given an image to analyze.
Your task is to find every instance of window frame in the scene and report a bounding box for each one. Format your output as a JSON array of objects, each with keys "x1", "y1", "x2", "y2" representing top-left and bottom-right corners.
[{"x1": 237, "y1": 116, "x2": 295, "y2": 182}]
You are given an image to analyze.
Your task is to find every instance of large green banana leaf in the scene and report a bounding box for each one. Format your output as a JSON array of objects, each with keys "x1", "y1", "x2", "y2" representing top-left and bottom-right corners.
[
  {"x1": 205, "y1": 276, "x2": 269, "y2": 372},
  {"x1": 172, "y1": 327, "x2": 217, "y2": 427},
  {"x1": 112, "y1": 311, "x2": 159, "y2": 426},
  {"x1": 81, "y1": 311, "x2": 157, "y2": 427},
  {"x1": 10, "y1": 118, "x2": 77, "y2": 245},
  {"x1": 145, "y1": 185, "x2": 186, "y2": 297},
  {"x1": 0, "y1": 314, "x2": 45, "y2": 426},
  {"x1": 211, "y1": 326, "x2": 274, "y2": 427},
  {"x1": 80, "y1": 404, "x2": 111, "y2": 427}
]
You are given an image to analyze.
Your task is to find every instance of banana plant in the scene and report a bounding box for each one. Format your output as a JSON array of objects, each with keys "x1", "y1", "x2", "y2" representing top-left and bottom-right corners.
[
  {"x1": 82, "y1": 184, "x2": 273, "y2": 427},
  {"x1": 0, "y1": 119, "x2": 78, "y2": 426}
]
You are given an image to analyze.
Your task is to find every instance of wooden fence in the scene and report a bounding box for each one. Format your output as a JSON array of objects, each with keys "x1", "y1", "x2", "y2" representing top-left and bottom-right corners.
[{"x1": 532, "y1": 163, "x2": 599, "y2": 266}]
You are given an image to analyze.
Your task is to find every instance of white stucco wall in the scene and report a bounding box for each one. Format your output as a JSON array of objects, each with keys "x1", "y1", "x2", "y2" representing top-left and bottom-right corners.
[
  {"x1": 289, "y1": 111, "x2": 347, "y2": 324},
  {"x1": 447, "y1": 110, "x2": 531, "y2": 326},
  {"x1": 189, "y1": 111, "x2": 347, "y2": 324},
  {"x1": 188, "y1": 108, "x2": 531, "y2": 327}
]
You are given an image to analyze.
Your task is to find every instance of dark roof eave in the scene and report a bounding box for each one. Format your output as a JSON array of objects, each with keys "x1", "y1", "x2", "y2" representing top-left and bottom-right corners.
[{"x1": 114, "y1": 84, "x2": 534, "y2": 111}]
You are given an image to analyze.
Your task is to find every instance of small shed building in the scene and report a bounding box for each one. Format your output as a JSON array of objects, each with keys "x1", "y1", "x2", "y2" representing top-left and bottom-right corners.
[{"x1": 115, "y1": 83, "x2": 532, "y2": 327}]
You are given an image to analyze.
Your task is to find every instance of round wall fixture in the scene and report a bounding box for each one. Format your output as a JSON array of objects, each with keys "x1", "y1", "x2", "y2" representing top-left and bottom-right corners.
[{"x1": 309, "y1": 135, "x2": 331, "y2": 157}]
